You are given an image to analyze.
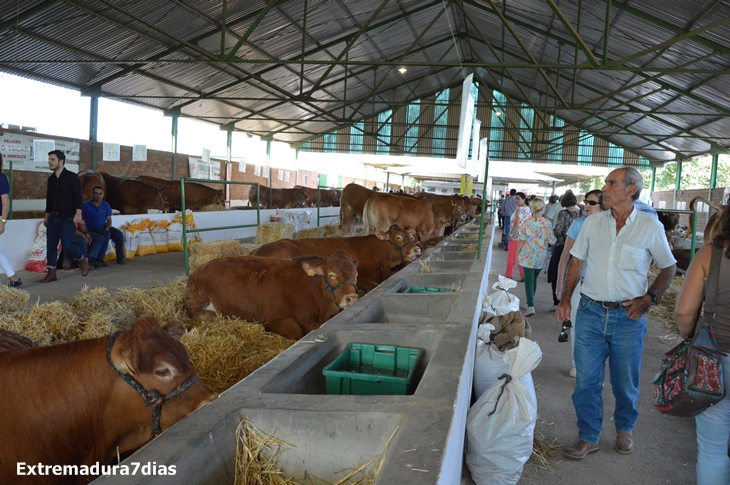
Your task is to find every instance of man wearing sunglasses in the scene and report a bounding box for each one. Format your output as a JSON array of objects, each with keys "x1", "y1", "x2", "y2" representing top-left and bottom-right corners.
[{"x1": 556, "y1": 166, "x2": 676, "y2": 461}]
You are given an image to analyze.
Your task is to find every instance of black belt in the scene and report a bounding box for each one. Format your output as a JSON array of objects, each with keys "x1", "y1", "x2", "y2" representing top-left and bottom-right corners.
[{"x1": 583, "y1": 294, "x2": 623, "y2": 309}]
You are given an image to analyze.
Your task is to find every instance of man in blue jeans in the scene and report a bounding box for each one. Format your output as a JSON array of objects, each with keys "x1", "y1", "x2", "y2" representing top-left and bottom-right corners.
[
  {"x1": 40, "y1": 150, "x2": 89, "y2": 282},
  {"x1": 556, "y1": 167, "x2": 676, "y2": 460},
  {"x1": 82, "y1": 185, "x2": 125, "y2": 266}
]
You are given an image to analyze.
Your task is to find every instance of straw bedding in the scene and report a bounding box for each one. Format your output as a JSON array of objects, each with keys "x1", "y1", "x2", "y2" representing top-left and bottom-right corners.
[
  {"x1": 189, "y1": 240, "x2": 251, "y2": 270},
  {"x1": 647, "y1": 266, "x2": 684, "y2": 337},
  {"x1": 255, "y1": 223, "x2": 295, "y2": 245},
  {"x1": 0, "y1": 286, "x2": 30, "y2": 314}
]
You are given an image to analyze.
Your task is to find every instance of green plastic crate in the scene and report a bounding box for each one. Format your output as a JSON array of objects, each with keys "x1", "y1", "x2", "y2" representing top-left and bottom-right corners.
[
  {"x1": 323, "y1": 343, "x2": 424, "y2": 395},
  {"x1": 403, "y1": 285, "x2": 455, "y2": 293}
]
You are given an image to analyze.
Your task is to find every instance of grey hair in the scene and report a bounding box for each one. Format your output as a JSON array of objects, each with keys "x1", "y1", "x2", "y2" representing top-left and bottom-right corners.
[{"x1": 620, "y1": 166, "x2": 643, "y2": 201}]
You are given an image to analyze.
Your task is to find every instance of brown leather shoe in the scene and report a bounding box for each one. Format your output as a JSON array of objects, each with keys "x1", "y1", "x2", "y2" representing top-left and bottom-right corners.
[
  {"x1": 78, "y1": 257, "x2": 90, "y2": 277},
  {"x1": 39, "y1": 268, "x2": 57, "y2": 283},
  {"x1": 564, "y1": 440, "x2": 599, "y2": 460},
  {"x1": 615, "y1": 431, "x2": 634, "y2": 454}
]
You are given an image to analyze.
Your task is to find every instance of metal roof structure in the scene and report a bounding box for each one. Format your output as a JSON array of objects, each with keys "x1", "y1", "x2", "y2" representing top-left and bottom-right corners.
[{"x1": 2, "y1": 0, "x2": 730, "y2": 166}]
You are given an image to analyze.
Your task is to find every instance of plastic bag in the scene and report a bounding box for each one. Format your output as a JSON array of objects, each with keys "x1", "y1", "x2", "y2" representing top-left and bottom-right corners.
[
  {"x1": 122, "y1": 229, "x2": 139, "y2": 259},
  {"x1": 473, "y1": 324, "x2": 511, "y2": 399},
  {"x1": 24, "y1": 223, "x2": 61, "y2": 273},
  {"x1": 167, "y1": 223, "x2": 183, "y2": 252},
  {"x1": 103, "y1": 240, "x2": 117, "y2": 263},
  {"x1": 151, "y1": 224, "x2": 169, "y2": 253},
  {"x1": 466, "y1": 338, "x2": 542, "y2": 485},
  {"x1": 484, "y1": 275, "x2": 520, "y2": 316},
  {"x1": 135, "y1": 229, "x2": 157, "y2": 256}
]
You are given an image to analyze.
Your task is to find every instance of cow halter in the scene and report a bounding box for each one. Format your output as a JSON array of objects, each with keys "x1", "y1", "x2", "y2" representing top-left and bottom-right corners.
[
  {"x1": 383, "y1": 238, "x2": 411, "y2": 263},
  {"x1": 318, "y1": 275, "x2": 358, "y2": 307},
  {"x1": 106, "y1": 331, "x2": 200, "y2": 435}
]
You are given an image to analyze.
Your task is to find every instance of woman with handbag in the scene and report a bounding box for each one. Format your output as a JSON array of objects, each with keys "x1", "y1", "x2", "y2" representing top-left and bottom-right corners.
[
  {"x1": 675, "y1": 203, "x2": 730, "y2": 485},
  {"x1": 547, "y1": 190, "x2": 581, "y2": 310}
]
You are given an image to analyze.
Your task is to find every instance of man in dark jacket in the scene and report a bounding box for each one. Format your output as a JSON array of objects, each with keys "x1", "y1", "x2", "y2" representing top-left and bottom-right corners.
[{"x1": 40, "y1": 149, "x2": 89, "y2": 282}]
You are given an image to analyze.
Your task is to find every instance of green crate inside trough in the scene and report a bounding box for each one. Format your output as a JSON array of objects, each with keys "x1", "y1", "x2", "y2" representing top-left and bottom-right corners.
[
  {"x1": 403, "y1": 285, "x2": 455, "y2": 293},
  {"x1": 323, "y1": 343, "x2": 424, "y2": 396}
]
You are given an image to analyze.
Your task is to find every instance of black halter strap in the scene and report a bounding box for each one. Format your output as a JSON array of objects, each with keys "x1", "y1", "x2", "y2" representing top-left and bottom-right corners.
[
  {"x1": 106, "y1": 331, "x2": 200, "y2": 435},
  {"x1": 318, "y1": 275, "x2": 358, "y2": 307},
  {"x1": 384, "y1": 238, "x2": 407, "y2": 262}
]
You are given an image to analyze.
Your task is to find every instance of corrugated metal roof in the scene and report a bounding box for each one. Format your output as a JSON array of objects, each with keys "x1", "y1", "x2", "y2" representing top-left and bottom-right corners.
[{"x1": 1, "y1": 0, "x2": 730, "y2": 164}]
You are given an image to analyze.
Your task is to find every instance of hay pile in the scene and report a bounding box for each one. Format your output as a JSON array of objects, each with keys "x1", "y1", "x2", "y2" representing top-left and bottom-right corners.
[
  {"x1": 323, "y1": 224, "x2": 347, "y2": 237},
  {"x1": 0, "y1": 286, "x2": 30, "y2": 314},
  {"x1": 114, "y1": 276, "x2": 189, "y2": 323},
  {"x1": 255, "y1": 223, "x2": 295, "y2": 245},
  {"x1": 241, "y1": 243, "x2": 261, "y2": 255},
  {"x1": 182, "y1": 316, "x2": 294, "y2": 394},
  {"x1": 189, "y1": 240, "x2": 250, "y2": 271},
  {"x1": 197, "y1": 204, "x2": 227, "y2": 212},
  {"x1": 647, "y1": 266, "x2": 684, "y2": 336},
  {"x1": 0, "y1": 301, "x2": 81, "y2": 346},
  {"x1": 296, "y1": 227, "x2": 325, "y2": 239},
  {"x1": 67, "y1": 286, "x2": 137, "y2": 339}
]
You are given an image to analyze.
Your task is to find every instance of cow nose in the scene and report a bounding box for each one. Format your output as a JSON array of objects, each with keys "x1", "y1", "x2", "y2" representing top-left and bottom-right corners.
[{"x1": 344, "y1": 294, "x2": 358, "y2": 306}]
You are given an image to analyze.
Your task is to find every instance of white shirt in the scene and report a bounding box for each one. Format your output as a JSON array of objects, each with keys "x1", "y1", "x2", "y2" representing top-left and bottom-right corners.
[{"x1": 570, "y1": 207, "x2": 676, "y2": 302}]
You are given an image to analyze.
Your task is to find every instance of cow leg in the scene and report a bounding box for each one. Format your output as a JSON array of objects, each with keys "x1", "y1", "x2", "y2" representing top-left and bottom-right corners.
[{"x1": 264, "y1": 318, "x2": 305, "y2": 340}]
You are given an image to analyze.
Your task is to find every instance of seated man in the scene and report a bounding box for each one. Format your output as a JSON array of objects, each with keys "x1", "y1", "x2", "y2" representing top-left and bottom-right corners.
[
  {"x1": 82, "y1": 185, "x2": 125, "y2": 266},
  {"x1": 60, "y1": 221, "x2": 95, "y2": 270}
]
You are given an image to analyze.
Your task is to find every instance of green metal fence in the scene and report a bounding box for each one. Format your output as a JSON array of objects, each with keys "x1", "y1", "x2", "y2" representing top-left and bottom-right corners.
[
  {"x1": 315, "y1": 186, "x2": 341, "y2": 227},
  {"x1": 181, "y1": 178, "x2": 260, "y2": 275}
]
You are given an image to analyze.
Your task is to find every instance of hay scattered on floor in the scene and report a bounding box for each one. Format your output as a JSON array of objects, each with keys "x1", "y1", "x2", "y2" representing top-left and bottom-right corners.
[
  {"x1": 241, "y1": 243, "x2": 261, "y2": 255},
  {"x1": 647, "y1": 266, "x2": 684, "y2": 337},
  {"x1": 189, "y1": 240, "x2": 249, "y2": 270},
  {"x1": 418, "y1": 260, "x2": 433, "y2": 273},
  {"x1": 234, "y1": 418, "x2": 293, "y2": 485},
  {"x1": 197, "y1": 204, "x2": 227, "y2": 212},
  {"x1": 461, "y1": 243, "x2": 479, "y2": 251},
  {"x1": 0, "y1": 286, "x2": 30, "y2": 314},
  {"x1": 67, "y1": 286, "x2": 137, "y2": 337},
  {"x1": 114, "y1": 276, "x2": 189, "y2": 324},
  {"x1": 531, "y1": 430, "x2": 561, "y2": 468},
  {"x1": 0, "y1": 301, "x2": 81, "y2": 346},
  {"x1": 182, "y1": 315, "x2": 294, "y2": 394},
  {"x1": 255, "y1": 223, "x2": 295, "y2": 245},
  {"x1": 296, "y1": 227, "x2": 325, "y2": 239}
]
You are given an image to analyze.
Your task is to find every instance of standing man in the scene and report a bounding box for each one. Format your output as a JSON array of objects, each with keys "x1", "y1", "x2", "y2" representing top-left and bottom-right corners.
[
  {"x1": 556, "y1": 167, "x2": 676, "y2": 460},
  {"x1": 82, "y1": 185, "x2": 125, "y2": 266},
  {"x1": 500, "y1": 189, "x2": 518, "y2": 248},
  {"x1": 41, "y1": 150, "x2": 89, "y2": 282}
]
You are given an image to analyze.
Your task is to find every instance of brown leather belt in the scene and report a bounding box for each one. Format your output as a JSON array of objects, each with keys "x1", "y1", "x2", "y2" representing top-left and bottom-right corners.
[{"x1": 583, "y1": 295, "x2": 622, "y2": 308}]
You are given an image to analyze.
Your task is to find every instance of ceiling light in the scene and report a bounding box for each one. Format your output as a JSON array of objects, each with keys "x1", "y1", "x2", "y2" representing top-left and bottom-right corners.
[
  {"x1": 495, "y1": 111, "x2": 502, "y2": 116},
  {"x1": 398, "y1": 67, "x2": 407, "y2": 74}
]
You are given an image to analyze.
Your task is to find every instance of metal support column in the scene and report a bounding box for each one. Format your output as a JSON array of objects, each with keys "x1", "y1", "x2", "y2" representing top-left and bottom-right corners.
[
  {"x1": 89, "y1": 96, "x2": 99, "y2": 171},
  {"x1": 650, "y1": 167, "x2": 656, "y2": 193},
  {"x1": 551, "y1": 181, "x2": 556, "y2": 196},
  {"x1": 674, "y1": 161, "x2": 682, "y2": 209},
  {"x1": 386, "y1": 171, "x2": 390, "y2": 192},
  {"x1": 711, "y1": 153, "x2": 719, "y2": 189},
  {"x1": 171, "y1": 116, "x2": 179, "y2": 179},
  {"x1": 264, "y1": 136, "x2": 273, "y2": 207}
]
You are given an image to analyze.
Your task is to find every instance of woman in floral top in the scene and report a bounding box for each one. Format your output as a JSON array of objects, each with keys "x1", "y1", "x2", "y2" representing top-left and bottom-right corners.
[
  {"x1": 546, "y1": 190, "x2": 582, "y2": 308},
  {"x1": 517, "y1": 198, "x2": 556, "y2": 316},
  {"x1": 504, "y1": 192, "x2": 531, "y2": 280}
]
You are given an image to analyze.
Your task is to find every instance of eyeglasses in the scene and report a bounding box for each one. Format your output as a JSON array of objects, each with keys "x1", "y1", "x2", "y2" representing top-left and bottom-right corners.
[{"x1": 585, "y1": 200, "x2": 600, "y2": 206}]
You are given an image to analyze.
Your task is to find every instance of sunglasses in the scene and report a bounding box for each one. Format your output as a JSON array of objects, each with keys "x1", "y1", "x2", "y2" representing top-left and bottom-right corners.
[{"x1": 585, "y1": 200, "x2": 600, "y2": 206}]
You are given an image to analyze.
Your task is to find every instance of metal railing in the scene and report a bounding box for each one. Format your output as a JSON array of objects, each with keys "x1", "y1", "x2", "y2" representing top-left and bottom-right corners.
[
  {"x1": 181, "y1": 178, "x2": 260, "y2": 275},
  {"x1": 314, "y1": 186, "x2": 340, "y2": 227}
]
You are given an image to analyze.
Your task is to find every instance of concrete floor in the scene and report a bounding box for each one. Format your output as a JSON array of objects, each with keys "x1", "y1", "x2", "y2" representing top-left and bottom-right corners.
[
  {"x1": 462, "y1": 226, "x2": 696, "y2": 485},
  {"x1": 11, "y1": 251, "x2": 187, "y2": 305}
]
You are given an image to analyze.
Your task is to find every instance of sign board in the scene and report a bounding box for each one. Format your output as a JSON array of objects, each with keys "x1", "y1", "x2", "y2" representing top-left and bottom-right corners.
[
  {"x1": 455, "y1": 74, "x2": 475, "y2": 169},
  {"x1": 468, "y1": 119, "x2": 481, "y2": 176},
  {"x1": 132, "y1": 144, "x2": 147, "y2": 161},
  {"x1": 0, "y1": 132, "x2": 79, "y2": 173},
  {"x1": 103, "y1": 143, "x2": 120, "y2": 161},
  {"x1": 188, "y1": 157, "x2": 221, "y2": 180}
]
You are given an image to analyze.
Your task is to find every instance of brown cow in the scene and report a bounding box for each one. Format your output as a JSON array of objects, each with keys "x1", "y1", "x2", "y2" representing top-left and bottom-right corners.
[
  {"x1": 340, "y1": 183, "x2": 376, "y2": 232},
  {"x1": 294, "y1": 185, "x2": 341, "y2": 207},
  {"x1": 185, "y1": 251, "x2": 359, "y2": 340},
  {"x1": 0, "y1": 329, "x2": 36, "y2": 354},
  {"x1": 0, "y1": 317, "x2": 215, "y2": 484},
  {"x1": 101, "y1": 172, "x2": 170, "y2": 215},
  {"x1": 363, "y1": 192, "x2": 450, "y2": 244},
  {"x1": 688, "y1": 196, "x2": 726, "y2": 243},
  {"x1": 248, "y1": 185, "x2": 308, "y2": 209},
  {"x1": 253, "y1": 225, "x2": 421, "y2": 292},
  {"x1": 414, "y1": 192, "x2": 465, "y2": 222},
  {"x1": 136, "y1": 175, "x2": 224, "y2": 211},
  {"x1": 78, "y1": 170, "x2": 106, "y2": 202}
]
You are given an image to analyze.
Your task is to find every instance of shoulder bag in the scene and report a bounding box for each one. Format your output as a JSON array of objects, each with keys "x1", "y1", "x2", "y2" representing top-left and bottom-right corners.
[{"x1": 652, "y1": 244, "x2": 726, "y2": 417}]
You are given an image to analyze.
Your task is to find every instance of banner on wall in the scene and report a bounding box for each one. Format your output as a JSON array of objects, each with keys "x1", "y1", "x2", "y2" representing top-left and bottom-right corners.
[
  {"x1": 103, "y1": 143, "x2": 120, "y2": 161},
  {"x1": 0, "y1": 132, "x2": 80, "y2": 173},
  {"x1": 188, "y1": 157, "x2": 220, "y2": 180}
]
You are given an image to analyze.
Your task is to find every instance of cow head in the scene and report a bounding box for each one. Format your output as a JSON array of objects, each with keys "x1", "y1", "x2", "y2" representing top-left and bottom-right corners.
[
  {"x1": 377, "y1": 225, "x2": 421, "y2": 262},
  {"x1": 215, "y1": 189, "x2": 225, "y2": 206},
  {"x1": 430, "y1": 219, "x2": 451, "y2": 241},
  {"x1": 294, "y1": 188, "x2": 309, "y2": 208},
  {"x1": 109, "y1": 317, "x2": 215, "y2": 437},
  {"x1": 301, "y1": 251, "x2": 359, "y2": 309}
]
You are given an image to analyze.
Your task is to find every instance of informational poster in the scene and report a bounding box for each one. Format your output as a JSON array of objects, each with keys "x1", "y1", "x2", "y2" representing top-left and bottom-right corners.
[
  {"x1": 263, "y1": 166, "x2": 270, "y2": 178},
  {"x1": 202, "y1": 148, "x2": 210, "y2": 164},
  {"x1": 188, "y1": 157, "x2": 220, "y2": 180},
  {"x1": 103, "y1": 142, "x2": 120, "y2": 161},
  {"x1": 238, "y1": 160, "x2": 246, "y2": 173},
  {"x1": 254, "y1": 165, "x2": 261, "y2": 177},
  {"x1": 0, "y1": 132, "x2": 79, "y2": 173},
  {"x1": 211, "y1": 161, "x2": 221, "y2": 180},
  {"x1": 132, "y1": 144, "x2": 147, "y2": 161},
  {"x1": 33, "y1": 140, "x2": 55, "y2": 162},
  {"x1": 278, "y1": 169, "x2": 284, "y2": 181},
  {"x1": 285, "y1": 171, "x2": 290, "y2": 182},
  {"x1": 456, "y1": 74, "x2": 475, "y2": 170},
  {"x1": 469, "y1": 119, "x2": 482, "y2": 177}
]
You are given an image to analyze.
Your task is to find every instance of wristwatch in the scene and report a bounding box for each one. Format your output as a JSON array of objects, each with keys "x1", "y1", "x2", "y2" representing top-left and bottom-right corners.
[
  {"x1": 0, "y1": 219, "x2": 6, "y2": 223},
  {"x1": 647, "y1": 291, "x2": 659, "y2": 304}
]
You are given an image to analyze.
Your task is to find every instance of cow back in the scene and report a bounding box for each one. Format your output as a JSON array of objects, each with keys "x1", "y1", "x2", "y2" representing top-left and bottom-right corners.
[
  {"x1": 105, "y1": 177, "x2": 168, "y2": 215},
  {"x1": 0, "y1": 329, "x2": 37, "y2": 354},
  {"x1": 340, "y1": 184, "x2": 375, "y2": 230},
  {"x1": 136, "y1": 175, "x2": 183, "y2": 211},
  {"x1": 364, "y1": 193, "x2": 437, "y2": 243}
]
